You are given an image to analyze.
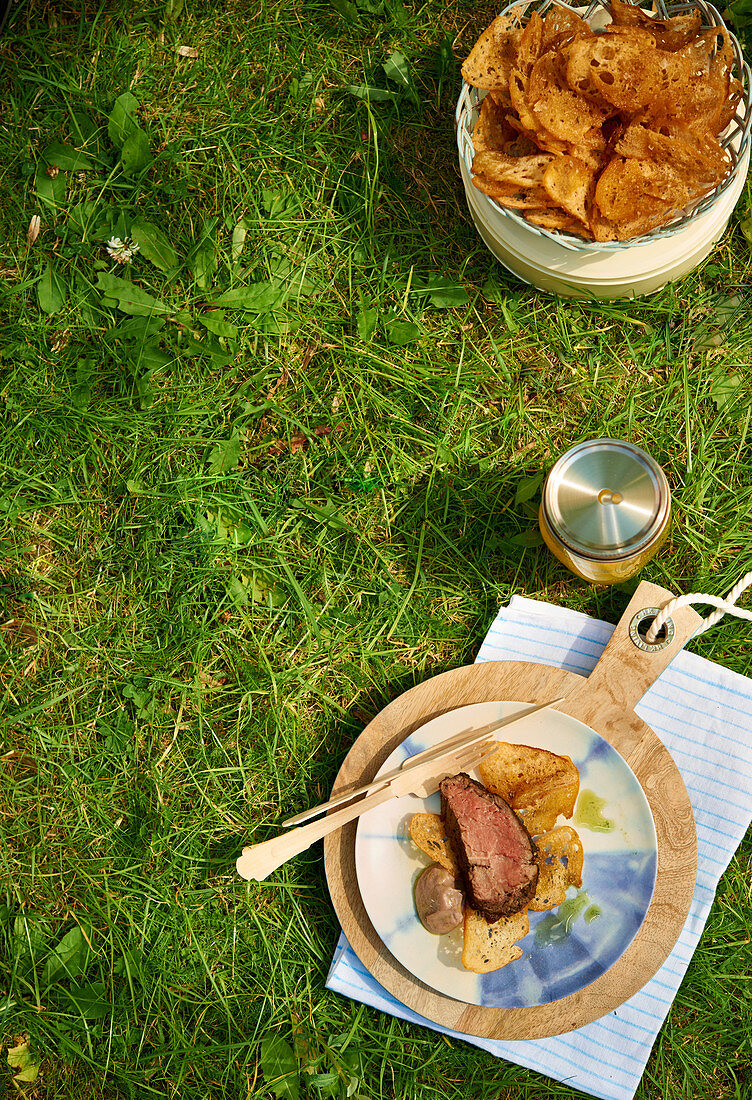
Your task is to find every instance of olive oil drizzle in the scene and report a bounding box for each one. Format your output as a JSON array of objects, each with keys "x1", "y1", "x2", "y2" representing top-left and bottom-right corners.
[{"x1": 574, "y1": 789, "x2": 616, "y2": 833}]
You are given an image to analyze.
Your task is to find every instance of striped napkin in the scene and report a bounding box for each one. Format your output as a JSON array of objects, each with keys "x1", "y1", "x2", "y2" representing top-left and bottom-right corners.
[{"x1": 326, "y1": 595, "x2": 752, "y2": 1100}]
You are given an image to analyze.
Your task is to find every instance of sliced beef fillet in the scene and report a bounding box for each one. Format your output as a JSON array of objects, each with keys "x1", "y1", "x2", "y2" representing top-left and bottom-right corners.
[{"x1": 440, "y1": 773, "x2": 538, "y2": 922}]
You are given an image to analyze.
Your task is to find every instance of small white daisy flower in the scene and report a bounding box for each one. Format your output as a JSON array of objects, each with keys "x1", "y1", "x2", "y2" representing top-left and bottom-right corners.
[{"x1": 106, "y1": 237, "x2": 140, "y2": 264}]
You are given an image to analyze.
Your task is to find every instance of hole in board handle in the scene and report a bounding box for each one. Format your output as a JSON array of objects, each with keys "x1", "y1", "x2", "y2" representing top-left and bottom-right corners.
[{"x1": 629, "y1": 607, "x2": 676, "y2": 653}]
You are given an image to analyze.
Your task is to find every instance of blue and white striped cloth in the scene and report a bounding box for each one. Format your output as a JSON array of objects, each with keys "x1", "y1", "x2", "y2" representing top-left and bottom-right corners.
[{"x1": 326, "y1": 595, "x2": 752, "y2": 1100}]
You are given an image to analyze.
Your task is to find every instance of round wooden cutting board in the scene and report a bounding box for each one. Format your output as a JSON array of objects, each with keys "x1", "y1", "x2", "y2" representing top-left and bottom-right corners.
[{"x1": 324, "y1": 582, "x2": 701, "y2": 1040}]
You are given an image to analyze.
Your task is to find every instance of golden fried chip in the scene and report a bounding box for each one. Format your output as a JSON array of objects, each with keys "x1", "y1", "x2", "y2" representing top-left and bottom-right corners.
[
  {"x1": 524, "y1": 208, "x2": 591, "y2": 236},
  {"x1": 409, "y1": 812, "x2": 458, "y2": 873},
  {"x1": 472, "y1": 150, "x2": 554, "y2": 186},
  {"x1": 565, "y1": 34, "x2": 662, "y2": 112},
  {"x1": 478, "y1": 741, "x2": 580, "y2": 832},
  {"x1": 541, "y1": 2, "x2": 592, "y2": 51},
  {"x1": 528, "y1": 826, "x2": 584, "y2": 912},
  {"x1": 719, "y1": 77, "x2": 744, "y2": 132},
  {"x1": 529, "y1": 54, "x2": 608, "y2": 146},
  {"x1": 471, "y1": 178, "x2": 553, "y2": 209},
  {"x1": 615, "y1": 119, "x2": 729, "y2": 185},
  {"x1": 514, "y1": 779, "x2": 580, "y2": 834},
  {"x1": 542, "y1": 155, "x2": 595, "y2": 224},
  {"x1": 472, "y1": 94, "x2": 517, "y2": 153},
  {"x1": 515, "y1": 10, "x2": 544, "y2": 76},
  {"x1": 461, "y1": 13, "x2": 522, "y2": 91},
  {"x1": 462, "y1": 906, "x2": 529, "y2": 973},
  {"x1": 610, "y1": 0, "x2": 702, "y2": 53},
  {"x1": 594, "y1": 158, "x2": 683, "y2": 240}
]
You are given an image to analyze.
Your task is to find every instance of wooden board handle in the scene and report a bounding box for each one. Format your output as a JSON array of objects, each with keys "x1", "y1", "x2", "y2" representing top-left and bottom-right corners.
[{"x1": 563, "y1": 580, "x2": 703, "y2": 756}]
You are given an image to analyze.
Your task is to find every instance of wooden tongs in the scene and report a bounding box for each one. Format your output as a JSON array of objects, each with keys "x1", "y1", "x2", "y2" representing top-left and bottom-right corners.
[{"x1": 235, "y1": 697, "x2": 564, "y2": 882}]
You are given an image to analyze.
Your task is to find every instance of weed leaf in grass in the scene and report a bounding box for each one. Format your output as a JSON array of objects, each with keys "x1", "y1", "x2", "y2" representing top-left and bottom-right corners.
[
  {"x1": 164, "y1": 0, "x2": 186, "y2": 21},
  {"x1": 385, "y1": 314, "x2": 420, "y2": 345},
  {"x1": 69, "y1": 201, "x2": 100, "y2": 240},
  {"x1": 424, "y1": 274, "x2": 470, "y2": 308},
  {"x1": 329, "y1": 0, "x2": 358, "y2": 22},
  {"x1": 13, "y1": 915, "x2": 49, "y2": 967},
  {"x1": 347, "y1": 84, "x2": 400, "y2": 103},
  {"x1": 42, "y1": 142, "x2": 94, "y2": 171},
  {"x1": 211, "y1": 283, "x2": 282, "y2": 311},
  {"x1": 207, "y1": 435, "x2": 241, "y2": 475},
  {"x1": 231, "y1": 219, "x2": 247, "y2": 264},
  {"x1": 123, "y1": 679, "x2": 154, "y2": 718},
  {"x1": 35, "y1": 168, "x2": 66, "y2": 211},
  {"x1": 199, "y1": 311, "x2": 238, "y2": 338},
  {"x1": 71, "y1": 110, "x2": 99, "y2": 145},
  {"x1": 260, "y1": 1035, "x2": 300, "y2": 1100},
  {"x1": 308, "y1": 1072, "x2": 339, "y2": 1091},
  {"x1": 191, "y1": 237, "x2": 218, "y2": 290},
  {"x1": 741, "y1": 207, "x2": 752, "y2": 242},
  {"x1": 514, "y1": 472, "x2": 545, "y2": 506},
  {"x1": 356, "y1": 298, "x2": 379, "y2": 340},
  {"x1": 7, "y1": 1041, "x2": 40, "y2": 1086},
  {"x1": 383, "y1": 50, "x2": 418, "y2": 104},
  {"x1": 97, "y1": 273, "x2": 170, "y2": 316},
  {"x1": 43, "y1": 925, "x2": 91, "y2": 984},
  {"x1": 289, "y1": 71, "x2": 314, "y2": 98},
  {"x1": 729, "y1": 0, "x2": 752, "y2": 28},
  {"x1": 133, "y1": 340, "x2": 172, "y2": 373},
  {"x1": 262, "y1": 187, "x2": 300, "y2": 219},
  {"x1": 131, "y1": 219, "x2": 179, "y2": 271},
  {"x1": 38, "y1": 263, "x2": 67, "y2": 314},
  {"x1": 711, "y1": 368, "x2": 744, "y2": 413},
  {"x1": 72, "y1": 358, "x2": 95, "y2": 409},
  {"x1": 508, "y1": 529, "x2": 544, "y2": 547},
  {"x1": 66, "y1": 982, "x2": 110, "y2": 1019},
  {"x1": 121, "y1": 128, "x2": 152, "y2": 175},
  {"x1": 108, "y1": 91, "x2": 140, "y2": 148},
  {"x1": 435, "y1": 32, "x2": 454, "y2": 87}
]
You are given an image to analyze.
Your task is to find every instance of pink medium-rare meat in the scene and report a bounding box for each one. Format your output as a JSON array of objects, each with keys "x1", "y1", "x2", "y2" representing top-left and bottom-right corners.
[{"x1": 440, "y1": 773, "x2": 538, "y2": 922}]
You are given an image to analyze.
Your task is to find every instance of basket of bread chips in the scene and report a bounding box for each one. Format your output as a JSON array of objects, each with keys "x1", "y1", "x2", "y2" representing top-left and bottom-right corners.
[{"x1": 455, "y1": 0, "x2": 752, "y2": 254}]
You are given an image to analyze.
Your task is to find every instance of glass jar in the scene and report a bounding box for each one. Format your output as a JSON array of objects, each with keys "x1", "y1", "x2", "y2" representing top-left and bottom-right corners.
[{"x1": 538, "y1": 439, "x2": 671, "y2": 585}]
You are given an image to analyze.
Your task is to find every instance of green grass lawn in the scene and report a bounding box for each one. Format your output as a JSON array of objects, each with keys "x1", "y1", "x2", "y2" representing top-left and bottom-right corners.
[{"x1": 1, "y1": 0, "x2": 751, "y2": 1096}]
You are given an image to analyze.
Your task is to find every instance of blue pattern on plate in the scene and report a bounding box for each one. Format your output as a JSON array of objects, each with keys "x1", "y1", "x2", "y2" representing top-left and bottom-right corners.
[{"x1": 480, "y1": 852, "x2": 658, "y2": 1006}]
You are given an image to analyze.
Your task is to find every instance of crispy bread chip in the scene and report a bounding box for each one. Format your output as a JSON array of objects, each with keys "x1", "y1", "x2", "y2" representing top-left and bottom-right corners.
[
  {"x1": 524, "y1": 208, "x2": 591, "y2": 236},
  {"x1": 472, "y1": 149, "x2": 554, "y2": 185},
  {"x1": 529, "y1": 826, "x2": 585, "y2": 911},
  {"x1": 610, "y1": 0, "x2": 702, "y2": 52},
  {"x1": 565, "y1": 34, "x2": 662, "y2": 112},
  {"x1": 615, "y1": 119, "x2": 729, "y2": 185},
  {"x1": 478, "y1": 741, "x2": 580, "y2": 831},
  {"x1": 462, "y1": 906, "x2": 529, "y2": 973},
  {"x1": 462, "y1": 13, "x2": 522, "y2": 91},
  {"x1": 471, "y1": 177, "x2": 553, "y2": 208},
  {"x1": 542, "y1": 154, "x2": 595, "y2": 223},
  {"x1": 472, "y1": 94, "x2": 518, "y2": 153},
  {"x1": 594, "y1": 157, "x2": 683, "y2": 240},
  {"x1": 541, "y1": 2, "x2": 592, "y2": 51},
  {"x1": 529, "y1": 54, "x2": 608, "y2": 146},
  {"x1": 516, "y1": 10, "x2": 544, "y2": 76},
  {"x1": 409, "y1": 812, "x2": 458, "y2": 873}
]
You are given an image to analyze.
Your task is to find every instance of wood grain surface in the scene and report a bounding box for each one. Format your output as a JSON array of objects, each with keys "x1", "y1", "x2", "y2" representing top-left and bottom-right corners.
[{"x1": 324, "y1": 582, "x2": 701, "y2": 1039}]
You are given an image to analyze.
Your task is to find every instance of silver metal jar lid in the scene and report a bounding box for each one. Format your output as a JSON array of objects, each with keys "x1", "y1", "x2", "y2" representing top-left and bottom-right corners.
[{"x1": 541, "y1": 439, "x2": 670, "y2": 561}]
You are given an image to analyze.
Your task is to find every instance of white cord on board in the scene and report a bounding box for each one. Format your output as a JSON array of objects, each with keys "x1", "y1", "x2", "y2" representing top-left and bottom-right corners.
[{"x1": 646, "y1": 570, "x2": 752, "y2": 643}]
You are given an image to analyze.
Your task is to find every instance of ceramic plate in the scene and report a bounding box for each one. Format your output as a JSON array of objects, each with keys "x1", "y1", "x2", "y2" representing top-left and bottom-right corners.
[{"x1": 355, "y1": 701, "x2": 658, "y2": 1008}]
